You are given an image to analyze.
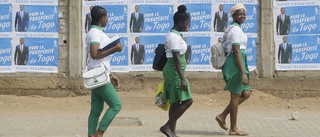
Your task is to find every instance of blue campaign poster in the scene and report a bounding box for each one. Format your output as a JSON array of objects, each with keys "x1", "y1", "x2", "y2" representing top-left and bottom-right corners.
[
  {"x1": 110, "y1": 37, "x2": 128, "y2": 66},
  {"x1": 246, "y1": 37, "x2": 257, "y2": 67},
  {"x1": 24, "y1": 5, "x2": 58, "y2": 32},
  {"x1": 185, "y1": 3, "x2": 211, "y2": 32},
  {"x1": 0, "y1": 38, "x2": 12, "y2": 66},
  {"x1": 139, "y1": 36, "x2": 165, "y2": 64},
  {"x1": 285, "y1": 6, "x2": 320, "y2": 35},
  {"x1": 186, "y1": 36, "x2": 211, "y2": 65},
  {"x1": 139, "y1": 5, "x2": 173, "y2": 33},
  {"x1": 0, "y1": 4, "x2": 12, "y2": 32},
  {"x1": 101, "y1": 5, "x2": 127, "y2": 33},
  {"x1": 286, "y1": 35, "x2": 320, "y2": 64},
  {"x1": 224, "y1": 4, "x2": 258, "y2": 33},
  {"x1": 23, "y1": 38, "x2": 58, "y2": 66}
]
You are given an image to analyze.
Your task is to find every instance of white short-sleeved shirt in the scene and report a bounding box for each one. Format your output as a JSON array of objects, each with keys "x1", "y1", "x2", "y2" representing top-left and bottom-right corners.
[
  {"x1": 165, "y1": 29, "x2": 187, "y2": 58},
  {"x1": 224, "y1": 22, "x2": 247, "y2": 53},
  {"x1": 86, "y1": 25, "x2": 111, "y2": 74}
]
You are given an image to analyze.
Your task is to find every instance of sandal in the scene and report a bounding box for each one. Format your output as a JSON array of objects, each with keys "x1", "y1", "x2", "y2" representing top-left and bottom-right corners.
[
  {"x1": 215, "y1": 116, "x2": 228, "y2": 131},
  {"x1": 229, "y1": 130, "x2": 249, "y2": 136}
]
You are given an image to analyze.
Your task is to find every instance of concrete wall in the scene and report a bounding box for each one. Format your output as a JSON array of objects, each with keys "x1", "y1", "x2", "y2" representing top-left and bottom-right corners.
[{"x1": 0, "y1": 0, "x2": 319, "y2": 98}]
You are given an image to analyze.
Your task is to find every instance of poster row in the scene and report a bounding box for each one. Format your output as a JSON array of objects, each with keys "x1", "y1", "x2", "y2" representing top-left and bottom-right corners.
[{"x1": 0, "y1": 0, "x2": 58, "y2": 73}]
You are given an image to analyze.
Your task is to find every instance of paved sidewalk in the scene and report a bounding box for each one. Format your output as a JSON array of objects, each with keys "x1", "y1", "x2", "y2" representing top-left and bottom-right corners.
[
  {"x1": 0, "y1": 93, "x2": 319, "y2": 137},
  {"x1": 1, "y1": 107, "x2": 319, "y2": 137}
]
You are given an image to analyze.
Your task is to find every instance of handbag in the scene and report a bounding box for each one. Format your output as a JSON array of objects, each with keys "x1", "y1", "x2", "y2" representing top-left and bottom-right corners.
[
  {"x1": 154, "y1": 83, "x2": 170, "y2": 111},
  {"x1": 152, "y1": 44, "x2": 167, "y2": 71},
  {"x1": 82, "y1": 63, "x2": 110, "y2": 89}
]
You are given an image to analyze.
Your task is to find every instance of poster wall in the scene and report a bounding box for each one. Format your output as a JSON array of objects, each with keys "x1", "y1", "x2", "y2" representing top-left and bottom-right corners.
[
  {"x1": 274, "y1": 0, "x2": 320, "y2": 70},
  {"x1": 82, "y1": 0, "x2": 259, "y2": 72},
  {"x1": 0, "y1": 0, "x2": 59, "y2": 73}
]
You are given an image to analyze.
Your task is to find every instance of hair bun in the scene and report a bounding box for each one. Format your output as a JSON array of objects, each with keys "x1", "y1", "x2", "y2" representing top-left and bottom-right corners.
[{"x1": 177, "y1": 5, "x2": 187, "y2": 13}]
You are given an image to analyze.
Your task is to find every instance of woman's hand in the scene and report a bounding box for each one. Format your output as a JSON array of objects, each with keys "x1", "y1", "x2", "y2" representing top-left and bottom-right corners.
[
  {"x1": 110, "y1": 73, "x2": 120, "y2": 89},
  {"x1": 112, "y1": 43, "x2": 123, "y2": 53},
  {"x1": 242, "y1": 73, "x2": 248, "y2": 85},
  {"x1": 181, "y1": 78, "x2": 188, "y2": 91}
]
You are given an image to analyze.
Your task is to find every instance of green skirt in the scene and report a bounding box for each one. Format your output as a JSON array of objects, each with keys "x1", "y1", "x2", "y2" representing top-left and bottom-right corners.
[
  {"x1": 222, "y1": 49, "x2": 250, "y2": 94},
  {"x1": 162, "y1": 54, "x2": 192, "y2": 103}
]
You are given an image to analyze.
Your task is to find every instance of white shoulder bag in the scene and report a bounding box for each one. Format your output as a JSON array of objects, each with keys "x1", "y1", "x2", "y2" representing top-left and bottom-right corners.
[{"x1": 82, "y1": 47, "x2": 110, "y2": 89}]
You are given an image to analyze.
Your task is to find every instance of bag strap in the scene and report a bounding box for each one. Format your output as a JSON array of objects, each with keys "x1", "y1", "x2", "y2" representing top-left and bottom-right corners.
[
  {"x1": 224, "y1": 25, "x2": 236, "y2": 57},
  {"x1": 83, "y1": 44, "x2": 110, "y2": 74},
  {"x1": 83, "y1": 44, "x2": 89, "y2": 72}
]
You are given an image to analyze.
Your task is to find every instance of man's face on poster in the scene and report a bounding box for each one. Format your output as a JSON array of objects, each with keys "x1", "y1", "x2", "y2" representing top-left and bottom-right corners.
[
  {"x1": 135, "y1": 6, "x2": 139, "y2": 12},
  {"x1": 283, "y1": 36, "x2": 287, "y2": 43},
  {"x1": 20, "y1": 5, "x2": 24, "y2": 11},
  {"x1": 219, "y1": 5, "x2": 223, "y2": 11},
  {"x1": 281, "y1": 8, "x2": 285, "y2": 14},
  {"x1": 20, "y1": 38, "x2": 24, "y2": 45}
]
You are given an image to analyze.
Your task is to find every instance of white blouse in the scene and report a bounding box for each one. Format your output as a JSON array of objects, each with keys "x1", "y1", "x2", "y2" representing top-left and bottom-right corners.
[
  {"x1": 86, "y1": 25, "x2": 111, "y2": 74},
  {"x1": 164, "y1": 30, "x2": 187, "y2": 58},
  {"x1": 224, "y1": 23, "x2": 247, "y2": 53}
]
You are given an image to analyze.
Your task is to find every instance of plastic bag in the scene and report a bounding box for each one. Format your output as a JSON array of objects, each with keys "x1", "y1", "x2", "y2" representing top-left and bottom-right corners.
[{"x1": 155, "y1": 83, "x2": 170, "y2": 111}]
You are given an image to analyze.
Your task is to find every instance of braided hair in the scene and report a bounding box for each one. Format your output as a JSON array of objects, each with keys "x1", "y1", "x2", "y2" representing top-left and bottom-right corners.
[
  {"x1": 91, "y1": 6, "x2": 107, "y2": 26},
  {"x1": 173, "y1": 5, "x2": 190, "y2": 25}
]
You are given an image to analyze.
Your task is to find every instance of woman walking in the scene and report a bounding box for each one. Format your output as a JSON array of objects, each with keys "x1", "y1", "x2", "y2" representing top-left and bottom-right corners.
[
  {"x1": 215, "y1": 4, "x2": 251, "y2": 136},
  {"x1": 86, "y1": 6, "x2": 123, "y2": 137},
  {"x1": 160, "y1": 5, "x2": 193, "y2": 137}
]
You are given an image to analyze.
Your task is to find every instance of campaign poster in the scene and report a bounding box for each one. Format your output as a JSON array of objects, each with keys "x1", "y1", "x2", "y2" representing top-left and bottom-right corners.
[
  {"x1": 274, "y1": 0, "x2": 320, "y2": 70},
  {"x1": 129, "y1": 35, "x2": 165, "y2": 71},
  {"x1": 0, "y1": 4, "x2": 12, "y2": 32},
  {"x1": 275, "y1": 35, "x2": 320, "y2": 70},
  {"x1": 0, "y1": 37, "x2": 12, "y2": 72},
  {"x1": 110, "y1": 37, "x2": 129, "y2": 72},
  {"x1": 13, "y1": 36, "x2": 59, "y2": 73},
  {"x1": 217, "y1": 1, "x2": 259, "y2": 33},
  {"x1": 82, "y1": 1, "x2": 128, "y2": 34},
  {"x1": 185, "y1": 3, "x2": 212, "y2": 32},
  {"x1": 22, "y1": 5, "x2": 59, "y2": 32},
  {"x1": 185, "y1": 35, "x2": 212, "y2": 71},
  {"x1": 246, "y1": 35, "x2": 257, "y2": 70},
  {"x1": 101, "y1": 4, "x2": 127, "y2": 33},
  {"x1": 274, "y1": 2, "x2": 319, "y2": 35},
  {"x1": 137, "y1": 5, "x2": 174, "y2": 33}
]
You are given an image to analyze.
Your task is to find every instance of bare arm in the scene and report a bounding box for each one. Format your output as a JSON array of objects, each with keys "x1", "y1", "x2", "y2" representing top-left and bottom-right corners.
[
  {"x1": 232, "y1": 45, "x2": 248, "y2": 85},
  {"x1": 172, "y1": 52, "x2": 187, "y2": 91}
]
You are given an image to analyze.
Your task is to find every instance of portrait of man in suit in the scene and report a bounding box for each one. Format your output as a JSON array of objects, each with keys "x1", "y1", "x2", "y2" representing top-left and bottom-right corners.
[
  {"x1": 130, "y1": 5, "x2": 144, "y2": 33},
  {"x1": 131, "y1": 37, "x2": 145, "y2": 65},
  {"x1": 183, "y1": 37, "x2": 191, "y2": 64},
  {"x1": 14, "y1": 38, "x2": 29, "y2": 65},
  {"x1": 85, "y1": 6, "x2": 93, "y2": 33},
  {"x1": 213, "y1": 4, "x2": 228, "y2": 32},
  {"x1": 14, "y1": 5, "x2": 29, "y2": 32},
  {"x1": 276, "y1": 7, "x2": 291, "y2": 35},
  {"x1": 278, "y1": 36, "x2": 292, "y2": 64}
]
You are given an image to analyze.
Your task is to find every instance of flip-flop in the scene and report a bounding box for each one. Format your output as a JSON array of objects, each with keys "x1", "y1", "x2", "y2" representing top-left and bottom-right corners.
[
  {"x1": 215, "y1": 116, "x2": 228, "y2": 131},
  {"x1": 229, "y1": 130, "x2": 249, "y2": 136}
]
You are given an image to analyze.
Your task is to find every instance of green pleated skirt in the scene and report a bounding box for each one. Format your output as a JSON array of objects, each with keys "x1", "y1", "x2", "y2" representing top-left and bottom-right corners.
[
  {"x1": 222, "y1": 49, "x2": 250, "y2": 94},
  {"x1": 162, "y1": 54, "x2": 192, "y2": 103}
]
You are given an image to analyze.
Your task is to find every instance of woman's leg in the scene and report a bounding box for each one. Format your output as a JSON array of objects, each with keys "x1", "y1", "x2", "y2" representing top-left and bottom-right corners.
[
  {"x1": 229, "y1": 92, "x2": 240, "y2": 132},
  {"x1": 228, "y1": 91, "x2": 249, "y2": 135},
  {"x1": 216, "y1": 90, "x2": 250, "y2": 130},
  {"x1": 161, "y1": 98, "x2": 193, "y2": 137},
  {"x1": 217, "y1": 90, "x2": 251, "y2": 121},
  {"x1": 95, "y1": 83, "x2": 122, "y2": 137},
  {"x1": 169, "y1": 102, "x2": 179, "y2": 136},
  {"x1": 88, "y1": 89, "x2": 104, "y2": 136}
]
